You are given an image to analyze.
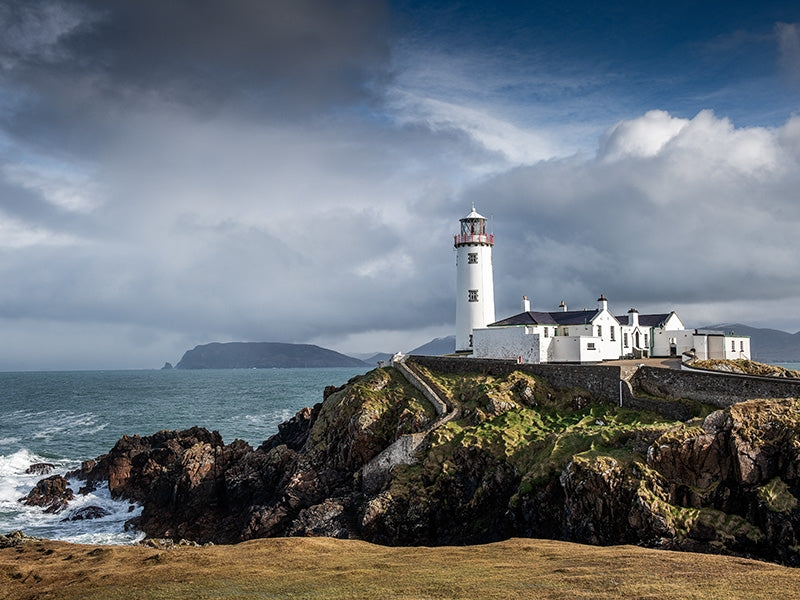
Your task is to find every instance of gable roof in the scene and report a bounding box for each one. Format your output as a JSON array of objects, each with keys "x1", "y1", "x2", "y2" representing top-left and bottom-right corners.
[
  {"x1": 490, "y1": 309, "x2": 602, "y2": 327},
  {"x1": 614, "y1": 313, "x2": 673, "y2": 327}
]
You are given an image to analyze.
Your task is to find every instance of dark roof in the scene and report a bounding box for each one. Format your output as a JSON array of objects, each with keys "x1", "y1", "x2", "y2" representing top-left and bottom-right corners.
[
  {"x1": 614, "y1": 313, "x2": 672, "y2": 327},
  {"x1": 490, "y1": 309, "x2": 601, "y2": 327}
]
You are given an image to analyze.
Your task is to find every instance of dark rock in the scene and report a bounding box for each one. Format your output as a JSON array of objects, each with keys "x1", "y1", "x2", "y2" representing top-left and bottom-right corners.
[
  {"x1": 20, "y1": 475, "x2": 74, "y2": 514},
  {"x1": 25, "y1": 463, "x2": 56, "y2": 475},
  {"x1": 54, "y1": 366, "x2": 800, "y2": 567},
  {"x1": 161, "y1": 362, "x2": 173, "y2": 370},
  {"x1": 62, "y1": 505, "x2": 112, "y2": 521}
]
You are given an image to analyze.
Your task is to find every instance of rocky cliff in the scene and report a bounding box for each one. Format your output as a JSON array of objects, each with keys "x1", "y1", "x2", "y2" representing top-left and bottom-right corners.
[{"x1": 31, "y1": 364, "x2": 800, "y2": 565}]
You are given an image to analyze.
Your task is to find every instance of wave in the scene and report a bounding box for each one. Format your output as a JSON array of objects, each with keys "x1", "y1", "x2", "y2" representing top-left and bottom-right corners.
[
  {"x1": 0, "y1": 448, "x2": 142, "y2": 545},
  {"x1": 30, "y1": 411, "x2": 109, "y2": 441}
]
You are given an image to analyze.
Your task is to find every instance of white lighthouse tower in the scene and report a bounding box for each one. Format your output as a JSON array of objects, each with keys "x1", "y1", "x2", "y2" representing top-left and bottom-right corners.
[{"x1": 455, "y1": 205, "x2": 495, "y2": 352}]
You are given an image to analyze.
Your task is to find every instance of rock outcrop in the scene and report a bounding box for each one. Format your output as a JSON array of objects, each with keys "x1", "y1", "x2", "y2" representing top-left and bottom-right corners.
[
  {"x1": 25, "y1": 364, "x2": 800, "y2": 566},
  {"x1": 20, "y1": 475, "x2": 74, "y2": 514}
]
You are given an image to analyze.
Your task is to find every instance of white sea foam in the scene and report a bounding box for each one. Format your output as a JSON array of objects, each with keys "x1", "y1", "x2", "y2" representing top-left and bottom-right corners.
[
  {"x1": 0, "y1": 449, "x2": 142, "y2": 544},
  {"x1": 31, "y1": 411, "x2": 102, "y2": 440}
]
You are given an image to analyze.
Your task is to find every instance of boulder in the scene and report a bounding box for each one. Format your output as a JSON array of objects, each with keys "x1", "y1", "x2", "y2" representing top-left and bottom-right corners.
[
  {"x1": 62, "y1": 505, "x2": 112, "y2": 521},
  {"x1": 25, "y1": 463, "x2": 56, "y2": 475},
  {"x1": 20, "y1": 475, "x2": 74, "y2": 514}
]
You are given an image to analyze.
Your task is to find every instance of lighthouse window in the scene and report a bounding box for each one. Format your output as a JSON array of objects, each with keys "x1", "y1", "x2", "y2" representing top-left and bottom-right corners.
[
  {"x1": 468, "y1": 289, "x2": 478, "y2": 302},
  {"x1": 467, "y1": 252, "x2": 478, "y2": 264},
  {"x1": 610, "y1": 326, "x2": 616, "y2": 341}
]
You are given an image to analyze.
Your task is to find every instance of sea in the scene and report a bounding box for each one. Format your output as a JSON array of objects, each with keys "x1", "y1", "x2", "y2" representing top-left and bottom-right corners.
[{"x1": 0, "y1": 367, "x2": 368, "y2": 545}]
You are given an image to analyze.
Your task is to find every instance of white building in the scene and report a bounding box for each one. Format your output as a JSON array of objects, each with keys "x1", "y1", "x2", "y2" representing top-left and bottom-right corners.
[
  {"x1": 454, "y1": 206, "x2": 495, "y2": 352},
  {"x1": 453, "y1": 208, "x2": 750, "y2": 363},
  {"x1": 472, "y1": 295, "x2": 751, "y2": 363}
]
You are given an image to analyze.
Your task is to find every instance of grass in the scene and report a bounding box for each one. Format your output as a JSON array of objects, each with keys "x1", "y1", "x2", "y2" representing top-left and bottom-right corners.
[
  {"x1": 3, "y1": 536, "x2": 800, "y2": 600},
  {"x1": 691, "y1": 359, "x2": 800, "y2": 378},
  {"x1": 419, "y1": 370, "x2": 672, "y2": 488}
]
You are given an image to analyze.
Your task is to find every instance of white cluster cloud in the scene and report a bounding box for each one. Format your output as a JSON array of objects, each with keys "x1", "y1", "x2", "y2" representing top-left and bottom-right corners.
[{"x1": 473, "y1": 110, "x2": 800, "y2": 332}]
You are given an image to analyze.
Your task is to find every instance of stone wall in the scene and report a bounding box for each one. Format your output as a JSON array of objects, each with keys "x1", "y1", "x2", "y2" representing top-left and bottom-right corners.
[
  {"x1": 409, "y1": 356, "x2": 623, "y2": 402},
  {"x1": 410, "y1": 356, "x2": 800, "y2": 419},
  {"x1": 632, "y1": 366, "x2": 800, "y2": 408}
]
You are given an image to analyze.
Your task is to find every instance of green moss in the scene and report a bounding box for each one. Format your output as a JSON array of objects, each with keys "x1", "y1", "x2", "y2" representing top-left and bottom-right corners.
[
  {"x1": 757, "y1": 477, "x2": 799, "y2": 514},
  {"x1": 309, "y1": 368, "x2": 435, "y2": 452},
  {"x1": 636, "y1": 469, "x2": 765, "y2": 546}
]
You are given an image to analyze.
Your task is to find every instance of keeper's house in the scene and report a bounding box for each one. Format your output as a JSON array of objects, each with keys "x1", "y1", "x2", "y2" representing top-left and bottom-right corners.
[{"x1": 471, "y1": 294, "x2": 750, "y2": 364}]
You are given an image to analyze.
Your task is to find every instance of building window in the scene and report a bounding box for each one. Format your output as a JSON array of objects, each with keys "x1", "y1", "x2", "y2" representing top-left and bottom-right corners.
[
  {"x1": 624, "y1": 333, "x2": 629, "y2": 348},
  {"x1": 597, "y1": 325, "x2": 602, "y2": 337},
  {"x1": 468, "y1": 289, "x2": 478, "y2": 302},
  {"x1": 469, "y1": 334, "x2": 473, "y2": 347},
  {"x1": 544, "y1": 327, "x2": 549, "y2": 338},
  {"x1": 610, "y1": 326, "x2": 615, "y2": 341},
  {"x1": 740, "y1": 340, "x2": 744, "y2": 352},
  {"x1": 731, "y1": 340, "x2": 736, "y2": 351},
  {"x1": 587, "y1": 342, "x2": 596, "y2": 350},
  {"x1": 563, "y1": 327, "x2": 569, "y2": 336},
  {"x1": 467, "y1": 252, "x2": 478, "y2": 264},
  {"x1": 644, "y1": 334, "x2": 649, "y2": 347}
]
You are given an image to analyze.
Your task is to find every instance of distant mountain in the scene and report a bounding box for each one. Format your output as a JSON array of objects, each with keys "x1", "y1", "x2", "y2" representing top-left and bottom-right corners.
[
  {"x1": 409, "y1": 335, "x2": 455, "y2": 356},
  {"x1": 701, "y1": 323, "x2": 800, "y2": 363},
  {"x1": 361, "y1": 353, "x2": 394, "y2": 365},
  {"x1": 175, "y1": 342, "x2": 369, "y2": 369}
]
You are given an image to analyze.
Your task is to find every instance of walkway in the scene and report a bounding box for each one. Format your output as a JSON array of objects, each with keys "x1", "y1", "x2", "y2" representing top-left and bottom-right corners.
[{"x1": 361, "y1": 353, "x2": 456, "y2": 494}]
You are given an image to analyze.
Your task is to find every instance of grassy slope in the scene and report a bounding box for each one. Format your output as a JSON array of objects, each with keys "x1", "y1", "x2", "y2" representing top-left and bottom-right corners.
[
  {"x1": 396, "y1": 367, "x2": 675, "y2": 503},
  {"x1": 3, "y1": 536, "x2": 800, "y2": 600}
]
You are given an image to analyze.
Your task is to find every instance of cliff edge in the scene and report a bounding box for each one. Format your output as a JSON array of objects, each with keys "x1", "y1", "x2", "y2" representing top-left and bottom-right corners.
[{"x1": 37, "y1": 363, "x2": 800, "y2": 565}]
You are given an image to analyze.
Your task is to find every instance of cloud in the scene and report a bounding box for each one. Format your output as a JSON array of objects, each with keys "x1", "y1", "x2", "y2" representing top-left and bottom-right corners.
[
  {"x1": 599, "y1": 110, "x2": 689, "y2": 161},
  {"x1": 2, "y1": 1, "x2": 800, "y2": 369},
  {"x1": 465, "y1": 110, "x2": 800, "y2": 327},
  {"x1": 776, "y1": 22, "x2": 800, "y2": 82}
]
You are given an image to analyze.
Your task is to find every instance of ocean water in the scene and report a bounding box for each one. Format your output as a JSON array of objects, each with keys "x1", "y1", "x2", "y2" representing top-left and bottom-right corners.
[{"x1": 0, "y1": 367, "x2": 367, "y2": 544}]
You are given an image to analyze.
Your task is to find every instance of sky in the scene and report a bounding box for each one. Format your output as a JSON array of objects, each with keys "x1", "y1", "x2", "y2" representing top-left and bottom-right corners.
[{"x1": 1, "y1": 0, "x2": 800, "y2": 370}]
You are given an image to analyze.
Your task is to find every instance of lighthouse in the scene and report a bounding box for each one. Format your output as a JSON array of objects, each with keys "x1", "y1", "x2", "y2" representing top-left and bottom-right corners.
[{"x1": 454, "y1": 205, "x2": 495, "y2": 352}]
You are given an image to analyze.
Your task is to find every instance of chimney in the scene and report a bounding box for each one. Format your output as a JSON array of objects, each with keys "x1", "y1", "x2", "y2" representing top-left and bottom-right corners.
[
  {"x1": 522, "y1": 295, "x2": 531, "y2": 312},
  {"x1": 597, "y1": 294, "x2": 608, "y2": 312},
  {"x1": 628, "y1": 308, "x2": 639, "y2": 327},
  {"x1": 559, "y1": 300, "x2": 567, "y2": 312}
]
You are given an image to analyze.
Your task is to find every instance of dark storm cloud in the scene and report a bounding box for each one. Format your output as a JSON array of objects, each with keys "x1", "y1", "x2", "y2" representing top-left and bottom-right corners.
[{"x1": 0, "y1": 0, "x2": 391, "y2": 154}]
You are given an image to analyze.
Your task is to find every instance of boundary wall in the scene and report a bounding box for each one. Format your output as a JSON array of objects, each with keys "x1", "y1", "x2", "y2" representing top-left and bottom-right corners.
[
  {"x1": 409, "y1": 356, "x2": 800, "y2": 418},
  {"x1": 409, "y1": 356, "x2": 623, "y2": 402},
  {"x1": 632, "y1": 366, "x2": 800, "y2": 408}
]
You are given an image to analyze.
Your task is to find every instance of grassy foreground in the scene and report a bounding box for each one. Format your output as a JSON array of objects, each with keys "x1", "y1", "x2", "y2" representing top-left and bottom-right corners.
[{"x1": 2, "y1": 537, "x2": 799, "y2": 600}]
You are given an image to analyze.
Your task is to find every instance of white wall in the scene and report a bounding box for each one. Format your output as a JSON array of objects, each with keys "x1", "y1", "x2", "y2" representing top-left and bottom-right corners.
[
  {"x1": 472, "y1": 326, "x2": 540, "y2": 362},
  {"x1": 652, "y1": 329, "x2": 695, "y2": 357},
  {"x1": 455, "y1": 243, "x2": 495, "y2": 352},
  {"x1": 722, "y1": 336, "x2": 751, "y2": 359}
]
